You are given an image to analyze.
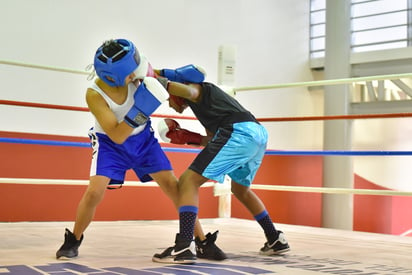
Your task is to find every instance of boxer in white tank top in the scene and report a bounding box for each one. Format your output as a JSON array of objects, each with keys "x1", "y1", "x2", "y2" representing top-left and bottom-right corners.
[{"x1": 56, "y1": 39, "x2": 225, "y2": 261}]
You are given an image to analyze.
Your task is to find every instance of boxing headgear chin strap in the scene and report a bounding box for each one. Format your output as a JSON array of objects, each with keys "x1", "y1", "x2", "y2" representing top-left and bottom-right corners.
[{"x1": 93, "y1": 39, "x2": 141, "y2": 87}]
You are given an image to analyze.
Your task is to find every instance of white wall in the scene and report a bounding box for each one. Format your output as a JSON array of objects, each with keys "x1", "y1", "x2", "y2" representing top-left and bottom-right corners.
[
  {"x1": 0, "y1": 0, "x2": 317, "y2": 146},
  {"x1": 353, "y1": 119, "x2": 412, "y2": 192},
  {"x1": 5, "y1": 0, "x2": 410, "y2": 193}
]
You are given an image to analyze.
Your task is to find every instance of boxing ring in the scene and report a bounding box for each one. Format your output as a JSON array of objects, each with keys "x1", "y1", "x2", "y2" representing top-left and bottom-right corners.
[{"x1": 1, "y1": 59, "x2": 412, "y2": 274}]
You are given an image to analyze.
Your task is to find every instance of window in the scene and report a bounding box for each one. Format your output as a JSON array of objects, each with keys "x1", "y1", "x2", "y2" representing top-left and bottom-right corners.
[
  {"x1": 310, "y1": 0, "x2": 411, "y2": 58},
  {"x1": 310, "y1": 0, "x2": 326, "y2": 58}
]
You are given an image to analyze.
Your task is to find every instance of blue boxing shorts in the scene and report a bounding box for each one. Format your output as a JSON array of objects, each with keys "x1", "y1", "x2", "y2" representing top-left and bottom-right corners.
[
  {"x1": 189, "y1": 121, "x2": 268, "y2": 186},
  {"x1": 88, "y1": 121, "x2": 172, "y2": 185}
]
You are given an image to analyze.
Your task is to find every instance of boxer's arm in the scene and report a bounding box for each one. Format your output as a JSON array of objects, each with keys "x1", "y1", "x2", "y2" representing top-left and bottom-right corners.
[
  {"x1": 155, "y1": 75, "x2": 201, "y2": 104},
  {"x1": 167, "y1": 81, "x2": 202, "y2": 102},
  {"x1": 86, "y1": 89, "x2": 134, "y2": 144}
]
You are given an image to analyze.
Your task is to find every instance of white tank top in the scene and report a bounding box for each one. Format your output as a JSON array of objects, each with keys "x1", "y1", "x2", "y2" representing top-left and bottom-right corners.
[{"x1": 89, "y1": 82, "x2": 146, "y2": 135}]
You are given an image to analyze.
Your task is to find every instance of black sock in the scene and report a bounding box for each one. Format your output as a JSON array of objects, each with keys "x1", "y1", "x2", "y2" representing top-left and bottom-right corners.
[
  {"x1": 255, "y1": 210, "x2": 278, "y2": 243},
  {"x1": 179, "y1": 205, "x2": 198, "y2": 242}
]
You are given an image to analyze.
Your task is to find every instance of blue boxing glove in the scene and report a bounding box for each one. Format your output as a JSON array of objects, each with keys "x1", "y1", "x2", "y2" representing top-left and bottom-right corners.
[
  {"x1": 161, "y1": 64, "x2": 206, "y2": 83},
  {"x1": 124, "y1": 77, "x2": 169, "y2": 128}
]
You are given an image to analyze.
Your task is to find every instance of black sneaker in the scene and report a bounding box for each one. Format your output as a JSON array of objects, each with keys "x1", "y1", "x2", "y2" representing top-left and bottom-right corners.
[
  {"x1": 259, "y1": 231, "x2": 290, "y2": 255},
  {"x1": 195, "y1": 231, "x2": 227, "y2": 260},
  {"x1": 152, "y1": 233, "x2": 196, "y2": 264},
  {"x1": 56, "y1": 228, "x2": 83, "y2": 259}
]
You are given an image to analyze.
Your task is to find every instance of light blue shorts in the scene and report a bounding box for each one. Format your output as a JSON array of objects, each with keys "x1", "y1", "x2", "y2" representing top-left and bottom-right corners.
[{"x1": 189, "y1": 122, "x2": 268, "y2": 186}]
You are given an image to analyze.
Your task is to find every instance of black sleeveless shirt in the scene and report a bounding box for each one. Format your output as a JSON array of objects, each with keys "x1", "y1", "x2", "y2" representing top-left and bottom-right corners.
[{"x1": 187, "y1": 82, "x2": 258, "y2": 134}]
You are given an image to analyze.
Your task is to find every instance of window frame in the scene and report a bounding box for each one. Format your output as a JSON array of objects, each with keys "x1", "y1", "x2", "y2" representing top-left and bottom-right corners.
[{"x1": 309, "y1": 0, "x2": 412, "y2": 73}]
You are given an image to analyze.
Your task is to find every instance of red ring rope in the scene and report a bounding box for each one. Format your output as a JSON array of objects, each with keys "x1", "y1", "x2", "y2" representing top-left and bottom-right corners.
[{"x1": 2, "y1": 99, "x2": 412, "y2": 121}]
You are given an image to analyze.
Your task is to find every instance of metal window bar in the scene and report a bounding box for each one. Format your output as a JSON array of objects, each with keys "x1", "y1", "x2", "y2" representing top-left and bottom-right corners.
[
  {"x1": 351, "y1": 0, "x2": 380, "y2": 5},
  {"x1": 310, "y1": 22, "x2": 326, "y2": 27},
  {"x1": 352, "y1": 23, "x2": 408, "y2": 33},
  {"x1": 351, "y1": 0, "x2": 407, "y2": 12},
  {"x1": 408, "y1": 0, "x2": 412, "y2": 46},
  {"x1": 310, "y1": 49, "x2": 325, "y2": 54},
  {"x1": 351, "y1": 39, "x2": 409, "y2": 48},
  {"x1": 310, "y1": 35, "x2": 325, "y2": 40},
  {"x1": 351, "y1": 9, "x2": 409, "y2": 20},
  {"x1": 309, "y1": 0, "x2": 411, "y2": 58}
]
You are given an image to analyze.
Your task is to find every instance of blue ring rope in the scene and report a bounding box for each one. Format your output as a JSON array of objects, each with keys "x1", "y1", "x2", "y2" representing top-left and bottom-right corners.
[
  {"x1": 1, "y1": 137, "x2": 412, "y2": 156},
  {"x1": 265, "y1": 150, "x2": 412, "y2": 156},
  {"x1": 0, "y1": 137, "x2": 91, "y2": 148}
]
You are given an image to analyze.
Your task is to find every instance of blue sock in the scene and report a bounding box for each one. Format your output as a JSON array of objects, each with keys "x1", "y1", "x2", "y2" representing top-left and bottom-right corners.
[
  {"x1": 255, "y1": 210, "x2": 278, "y2": 243},
  {"x1": 179, "y1": 205, "x2": 198, "y2": 242}
]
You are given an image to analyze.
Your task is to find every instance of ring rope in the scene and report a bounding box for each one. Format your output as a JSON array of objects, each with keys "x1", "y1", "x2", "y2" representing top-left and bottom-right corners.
[
  {"x1": 265, "y1": 150, "x2": 412, "y2": 156},
  {"x1": 1, "y1": 137, "x2": 411, "y2": 156},
  {"x1": 233, "y1": 72, "x2": 412, "y2": 92},
  {"x1": 2, "y1": 58, "x2": 412, "y2": 90},
  {"x1": 0, "y1": 177, "x2": 410, "y2": 196},
  {"x1": 2, "y1": 99, "x2": 412, "y2": 122},
  {"x1": 0, "y1": 59, "x2": 89, "y2": 76},
  {"x1": 0, "y1": 137, "x2": 91, "y2": 148},
  {"x1": 0, "y1": 99, "x2": 89, "y2": 112},
  {"x1": 251, "y1": 184, "x2": 412, "y2": 197},
  {"x1": 2, "y1": 62, "x2": 412, "y2": 197},
  {"x1": 259, "y1": 113, "x2": 412, "y2": 122},
  {"x1": 0, "y1": 100, "x2": 196, "y2": 120},
  {"x1": 0, "y1": 177, "x2": 214, "y2": 188}
]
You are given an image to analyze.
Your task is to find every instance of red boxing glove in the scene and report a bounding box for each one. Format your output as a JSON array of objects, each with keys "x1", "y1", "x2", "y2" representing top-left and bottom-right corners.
[{"x1": 158, "y1": 118, "x2": 202, "y2": 145}]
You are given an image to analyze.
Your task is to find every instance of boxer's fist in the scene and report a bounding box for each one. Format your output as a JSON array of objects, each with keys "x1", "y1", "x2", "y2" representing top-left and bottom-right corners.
[
  {"x1": 161, "y1": 64, "x2": 206, "y2": 83},
  {"x1": 158, "y1": 118, "x2": 202, "y2": 145},
  {"x1": 124, "y1": 77, "x2": 169, "y2": 128}
]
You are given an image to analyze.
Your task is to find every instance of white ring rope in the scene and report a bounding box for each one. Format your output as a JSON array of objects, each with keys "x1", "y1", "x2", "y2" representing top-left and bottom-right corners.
[
  {"x1": 1, "y1": 178, "x2": 411, "y2": 197},
  {"x1": 2, "y1": 59, "x2": 412, "y2": 197},
  {"x1": 1, "y1": 59, "x2": 412, "y2": 90},
  {"x1": 251, "y1": 184, "x2": 412, "y2": 196},
  {"x1": 0, "y1": 178, "x2": 214, "y2": 188},
  {"x1": 0, "y1": 59, "x2": 88, "y2": 76},
  {"x1": 233, "y1": 72, "x2": 412, "y2": 92}
]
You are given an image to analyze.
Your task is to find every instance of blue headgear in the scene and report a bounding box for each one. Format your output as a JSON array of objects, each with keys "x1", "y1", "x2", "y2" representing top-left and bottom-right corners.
[{"x1": 93, "y1": 39, "x2": 141, "y2": 87}]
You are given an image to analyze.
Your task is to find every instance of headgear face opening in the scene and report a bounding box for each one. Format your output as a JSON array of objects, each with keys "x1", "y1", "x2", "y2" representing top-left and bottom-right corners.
[{"x1": 93, "y1": 39, "x2": 141, "y2": 87}]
